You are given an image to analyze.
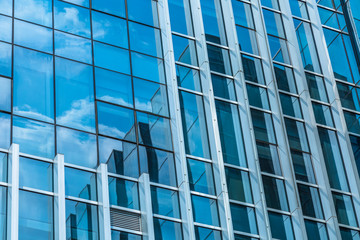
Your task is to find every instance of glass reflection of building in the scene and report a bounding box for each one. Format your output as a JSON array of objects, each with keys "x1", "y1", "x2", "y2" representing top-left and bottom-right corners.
[{"x1": 2, "y1": 0, "x2": 360, "y2": 239}]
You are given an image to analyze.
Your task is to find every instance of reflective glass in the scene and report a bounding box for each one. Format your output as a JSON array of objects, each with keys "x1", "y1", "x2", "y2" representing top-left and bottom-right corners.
[
  {"x1": 225, "y1": 167, "x2": 252, "y2": 203},
  {"x1": 216, "y1": 100, "x2": 247, "y2": 167},
  {"x1": 337, "y1": 82, "x2": 360, "y2": 112},
  {"x1": 306, "y1": 73, "x2": 328, "y2": 102},
  {"x1": 344, "y1": 111, "x2": 360, "y2": 135},
  {"x1": 312, "y1": 102, "x2": 334, "y2": 127},
  {"x1": 19, "y1": 191, "x2": 53, "y2": 240},
  {"x1": 0, "y1": 187, "x2": 5, "y2": 240},
  {"x1": 15, "y1": 0, "x2": 52, "y2": 27},
  {"x1": 56, "y1": 57, "x2": 95, "y2": 132},
  {"x1": 153, "y1": 218, "x2": 183, "y2": 240},
  {"x1": 0, "y1": 77, "x2": 11, "y2": 112},
  {"x1": 54, "y1": 0, "x2": 90, "y2": 37},
  {"x1": 268, "y1": 212, "x2": 294, "y2": 240},
  {"x1": 91, "y1": 0, "x2": 125, "y2": 18},
  {"x1": 95, "y1": 68, "x2": 133, "y2": 108},
  {"x1": 13, "y1": 116, "x2": 54, "y2": 158},
  {"x1": 151, "y1": 187, "x2": 180, "y2": 218},
  {"x1": 0, "y1": 41, "x2": 11, "y2": 77},
  {"x1": 63, "y1": 0, "x2": 88, "y2": 7},
  {"x1": 19, "y1": 157, "x2": 53, "y2": 192},
  {"x1": 242, "y1": 55, "x2": 265, "y2": 84},
  {"x1": 263, "y1": 9, "x2": 285, "y2": 38},
  {"x1": 333, "y1": 193, "x2": 358, "y2": 227},
  {"x1": 137, "y1": 112, "x2": 173, "y2": 151},
  {"x1": 285, "y1": 119, "x2": 309, "y2": 152},
  {"x1": 0, "y1": 15, "x2": 12, "y2": 43},
  {"x1": 280, "y1": 94, "x2": 302, "y2": 118},
  {"x1": 0, "y1": 0, "x2": 12, "y2": 15},
  {"x1": 0, "y1": 153, "x2": 7, "y2": 182},
  {"x1": 108, "y1": 177, "x2": 139, "y2": 210},
  {"x1": 212, "y1": 74, "x2": 236, "y2": 101},
  {"x1": 230, "y1": 204, "x2": 258, "y2": 234},
  {"x1": 168, "y1": 0, "x2": 193, "y2": 35},
  {"x1": 65, "y1": 200, "x2": 98, "y2": 240},
  {"x1": 232, "y1": 0, "x2": 254, "y2": 29},
  {"x1": 246, "y1": 84, "x2": 270, "y2": 110},
  {"x1": 292, "y1": 150, "x2": 316, "y2": 183},
  {"x1": 111, "y1": 231, "x2": 141, "y2": 240},
  {"x1": 127, "y1": 0, "x2": 159, "y2": 27},
  {"x1": 134, "y1": 78, "x2": 169, "y2": 117},
  {"x1": 139, "y1": 146, "x2": 177, "y2": 186},
  {"x1": 207, "y1": 45, "x2": 232, "y2": 75},
  {"x1": 97, "y1": 102, "x2": 136, "y2": 142},
  {"x1": 55, "y1": 31, "x2": 92, "y2": 64},
  {"x1": 263, "y1": 176, "x2": 289, "y2": 211},
  {"x1": 237, "y1": 26, "x2": 258, "y2": 55},
  {"x1": 57, "y1": 126, "x2": 98, "y2": 168},
  {"x1": 0, "y1": 114, "x2": 10, "y2": 150},
  {"x1": 191, "y1": 195, "x2": 220, "y2": 226},
  {"x1": 176, "y1": 65, "x2": 202, "y2": 92},
  {"x1": 274, "y1": 63, "x2": 297, "y2": 94},
  {"x1": 257, "y1": 142, "x2": 282, "y2": 175},
  {"x1": 92, "y1": 11, "x2": 128, "y2": 48},
  {"x1": 268, "y1": 35, "x2": 290, "y2": 64},
  {"x1": 179, "y1": 91, "x2": 210, "y2": 158},
  {"x1": 340, "y1": 228, "x2": 360, "y2": 240},
  {"x1": 187, "y1": 158, "x2": 216, "y2": 195},
  {"x1": 129, "y1": 22, "x2": 162, "y2": 58},
  {"x1": 14, "y1": 20, "x2": 52, "y2": 53},
  {"x1": 131, "y1": 52, "x2": 165, "y2": 84},
  {"x1": 298, "y1": 184, "x2": 324, "y2": 219},
  {"x1": 305, "y1": 220, "x2": 329, "y2": 240},
  {"x1": 251, "y1": 109, "x2": 276, "y2": 144},
  {"x1": 101, "y1": 137, "x2": 138, "y2": 178},
  {"x1": 172, "y1": 34, "x2": 198, "y2": 66},
  {"x1": 195, "y1": 227, "x2": 222, "y2": 240},
  {"x1": 289, "y1": 0, "x2": 309, "y2": 19},
  {"x1": 94, "y1": 41, "x2": 130, "y2": 74},
  {"x1": 65, "y1": 167, "x2": 97, "y2": 200},
  {"x1": 261, "y1": 0, "x2": 280, "y2": 10},
  {"x1": 351, "y1": 135, "x2": 360, "y2": 177}
]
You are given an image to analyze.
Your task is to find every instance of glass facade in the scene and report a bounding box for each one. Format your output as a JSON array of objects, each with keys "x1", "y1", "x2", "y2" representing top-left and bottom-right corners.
[{"x1": 1, "y1": 0, "x2": 360, "y2": 239}]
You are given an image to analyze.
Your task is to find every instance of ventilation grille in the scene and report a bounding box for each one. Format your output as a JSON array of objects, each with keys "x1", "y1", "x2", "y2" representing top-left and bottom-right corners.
[{"x1": 110, "y1": 208, "x2": 142, "y2": 232}]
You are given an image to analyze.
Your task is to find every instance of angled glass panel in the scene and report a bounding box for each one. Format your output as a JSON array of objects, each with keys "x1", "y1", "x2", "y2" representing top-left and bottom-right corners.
[
  {"x1": 268, "y1": 212, "x2": 294, "y2": 240},
  {"x1": 0, "y1": 77, "x2": 11, "y2": 112},
  {"x1": 298, "y1": 184, "x2": 324, "y2": 219},
  {"x1": 232, "y1": 0, "x2": 254, "y2": 29},
  {"x1": 97, "y1": 102, "x2": 136, "y2": 142},
  {"x1": 15, "y1": 0, "x2": 52, "y2": 27},
  {"x1": 137, "y1": 112, "x2": 173, "y2": 151},
  {"x1": 274, "y1": 63, "x2": 297, "y2": 94},
  {"x1": 333, "y1": 193, "x2": 358, "y2": 227},
  {"x1": 306, "y1": 73, "x2": 328, "y2": 102},
  {"x1": 195, "y1": 227, "x2": 221, "y2": 240},
  {"x1": 91, "y1": 0, "x2": 125, "y2": 18},
  {"x1": 92, "y1": 11, "x2": 128, "y2": 48},
  {"x1": 19, "y1": 191, "x2": 53, "y2": 240},
  {"x1": 133, "y1": 78, "x2": 169, "y2": 117},
  {"x1": 0, "y1": 41, "x2": 11, "y2": 77},
  {"x1": 237, "y1": 26, "x2": 258, "y2": 55},
  {"x1": 151, "y1": 187, "x2": 180, "y2": 218},
  {"x1": 131, "y1": 52, "x2": 165, "y2": 84},
  {"x1": 153, "y1": 218, "x2": 183, "y2": 240},
  {"x1": 263, "y1": 176, "x2": 289, "y2": 211},
  {"x1": 251, "y1": 109, "x2": 276, "y2": 144},
  {"x1": 55, "y1": 31, "x2": 92, "y2": 64},
  {"x1": 176, "y1": 65, "x2": 202, "y2": 92},
  {"x1": 0, "y1": 15, "x2": 12, "y2": 43},
  {"x1": 14, "y1": 20, "x2": 52, "y2": 53},
  {"x1": 225, "y1": 167, "x2": 252, "y2": 203},
  {"x1": 216, "y1": 100, "x2": 247, "y2": 167},
  {"x1": 65, "y1": 200, "x2": 98, "y2": 240},
  {"x1": 246, "y1": 84, "x2": 270, "y2": 110},
  {"x1": 0, "y1": 113, "x2": 10, "y2": 150},
  {"x1": 127, "y1": 0, "x2": 159, "y2": 27},
  {"x1": 139, "y1": 146, "x2": 177, "y2": 186},
  {"x1": 57, "y1": 126, "x2": 98, "y2": 169},
  {"x1": 168, "y1": 0, "x2": 193, "y2": 35},
  {"x1": 100, "y1": 137, "x2": 138, "y2": 178},
  {"x1": 55, "y1": 57, "x2": 95, "y2": 132},
  {"x1": 19, "y1": 157, "x2": 53, "y2": 192},
  {"x1": 289, "y1": 0, "x2": 309, "y2": 19},
  {"x1": 212, "y1": 74, "x2": 236, "y2": 101},
  {"x1": 173, "y1": 34, "x2": 198, "y2": 66},
  {"x1": 65, "y1": 167, "x2": 97, "y2": 201},
  {"x1": 0, "y1": 187, "x2": 5, "y2": 240},
  {"x1": 263, "y1": 9, "x2": 284, "y2": 38},
  {"x1": 108, "y1": 177, "x2": 139, "y2": 210},
  {"x1": 54, "y1": 0, "x2": 90, "y2": 37},
  {"x1": 179, "y1": 91, "x2": 210, "y2": 159},
  {"x1": 207, "y1": 45, "x2": 232, "y2": 75},
  {"x1": 13, "y1": 116, "x2": 54, "y2": 158},
  {"x1": 257, "y1": 142, "x2": 282, "y2": 175},
  {"x1": 285, "y1": 119, "x2": 309, "y2": 152},
  {"x1": 291, "y1": 150, "x2": 316, "y2": 183},
  {"x1": 312, "y1": 102, "x2": 334, "y2": 127},
  {"x1": 280, "y1": 94, "x2": 302, "y2": 119},
  {"x1": 129, "y1": 22, "x2": 162, "y2": 58},
  {"x1": 95, "y1": 68, "x2": 133, "y2": 108},
  {"x1": 191, "y1": 195, "x2": 220, "y2": 226},
  {"x1": 94, "y1": 42, "x2": 130, "y2": 74},
  {"x1": 187, "y1": 158, "x2": 216, "y2": 195},
  {"x1": 268, "y1": 35, "x2": 290, "y2": 64},
  {"x1": 242, "y1": 55, "x2": 265, "y2": 85},
  {"x1": 230, "y1": 204, "x2": 258, "y2": 234}
]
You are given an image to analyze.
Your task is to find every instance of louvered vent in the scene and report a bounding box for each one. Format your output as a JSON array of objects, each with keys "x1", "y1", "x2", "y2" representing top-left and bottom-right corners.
[{"x1": 110, "y1": 208, "x2": 142, "y2": 232}]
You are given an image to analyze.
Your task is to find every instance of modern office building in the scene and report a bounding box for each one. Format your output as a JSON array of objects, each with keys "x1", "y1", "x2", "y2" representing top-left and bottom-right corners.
[{"x1": 1, "y1": 0, "x2": 360, "y2": 239}]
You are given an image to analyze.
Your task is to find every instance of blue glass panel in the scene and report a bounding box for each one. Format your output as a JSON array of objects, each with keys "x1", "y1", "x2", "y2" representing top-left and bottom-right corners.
[
  {"x1": 337, "y1": 82, "x2": 360, "y2": 112},
  {"x1": 333, "y1": 193, "x2": 357, "y2": 227},
  {"x1": 207, "y1": 45, "x2": 232, "y2": 75},
  {"x1": 0, "y1": 0, "x2": 12, "y2": 15},
  {"x1": 268, "y1": 35, "x2": 290, "y2": 64},
  {"x1": 0, "y1": 113, "x2": 10, "y2": 150},
  {"x1": 15, "y1": 0, "x2": 52, "y2": 27},
  {"x1": 137, "y1": 112, "x2": 173, "y2": 151},
  {"x1": 176, "y1": 65, "x2": 202, "y2": 92},
  {"x1": 340, "y1": 228, "x2": 360, "y2": 240},
  {"x1": 0, "y1": 77, "x2": 11, "y2": 112},
  {"x1": 251, "y1": 109, "x2": 276, "y2": 144},
  {"x1": 261, "y1": 0, "x2": 280, "y2": 10},
  {"x1": 292, "y1": 150, "x2": 316, "y2": 183},
  {"x1": 14, "y1": 20, "x2": 52, "y2": 53},
  {"x1": 95, "y1": 68, "x2": 133, "y2": 108},
  {"x1": 246, "y1": 84, "x2": 270, "y2": 110},
  {"x1": 134, "y1": 78, "x2": 169, "y2": 117},
  {"x1": 263, "y1": 9, "x2": 284, "y2": 38},
  {"x1": 230, "y1": 204, "x2": 258, "y2": 234},
  {"x1": 153, "y1": 218, "x2": 183, "y2": 240},
  {"x1": 99, "y1": 137, "x2": 139, "y2": 178},
  {"x1": 268, "y1": 212, "x2": 294, "y2": 240},
  {"x1": 242, "y1": 55, "x2": 265, "y2": 84},
  {"x1": 306, "y1": 73, "x2": 328, "y2": 102},
  {"x1": 63, "y1": 0, "x2": 88, "y2": 7},
  {"x1": 225, "y1": 167, "x2": 253, "y2": 203},
  {"x1": 19, "y1": 190, "x2": 53, "y2": 239},
  {"x1": 129, "y1": 22, "x2": 162, "y2": 58},
  {"x1": 274, "y1": 63, "x2": 297, "y2": 94},
  {"x1": 19, "y1": 157, "x2": 53, "y2": 192},
  {"x1": 54, "y1": 0, "x2": 90, "y2": 37},
  {"x1": 65, "y1": 200, "x2": 98, "y2": 240},
  {"x1": 92, "y1": 0, "x2": 125, "y2": 18},
  {"x1": 0, "y1": 42, "x2": 12, "y2": 77},
  {"x1": 108, "y1": 177, "x2": 139, "y2": 209},
  {"x1": 187, "y1": 158, "x2": 216, "y2": 195},
  {"x1": 92, "y1": 11, "x2": 128, "y2": 48},
  {"x1": 305, "y1": 220, "x2": 329, "y2": 240},
  {"x1": 128, "y1": 0, "x2": 158, "y2": 27},
  {"x1": 312, "y1": 102, "x2": 334, "y2": 127},
  {"x1": 257, "y1": 142, "x2": 281, "y2": 175},
  {"x1": 131, "y1": 52, "x2": 165, "y2": 83},
  {"x1": 97, "y1": 102, "x2": 136, "y2": 142},
  {"x1": 14, "y1": 47, "x2": 54, "y2": 122},
  {"x1": 195, "y1": 227, "x2": 222, "y2": 240},
  {"x1": 192, "y1": 195, "x2": 220, "y2": 226},
  {"x1": 13, "y1": 116, "x2": 55, "y2": 158},
  {"x1": 0, "y1": 153, "x2": 7, "y2": 182},
  {"x1": 65, "y1": 167, "x2": 97, "y2": 200},
  {"x1": 232, "y1": 0, "x2": 254, "y2": 29},
  {"x1": 55, "y1": 31, "x2": 92, "y2": 64},
  {"x1": 212, "y1": 74, "x2": 236, "y2": 101},
  {"x1": 285, "y1": 119, "x2": 309, "y2": 153},
  {"x1": 0, "y1": 187, "x2": 5, "y2": 240},
  {"x1": 263, "y1": 176, "x2": 289, "y2": 211},
  {"x1": 172, "y1": 34, "x2": 198, "y2": 66},
  {"x1": 298, "y1": 184, "x2": 324, "y2": 219},
  {"x1": 111, "y1": 230, "x2": 141, "y2": 240},
  {"x1": 57, "y1": 126, "x2": 98, "y2": 168},
  {"x1": 151, "y1": 187, "x2": 180, "y2": 218},
  {"x1": 289, "y1": 0, "x2": 308, "y2": 19},
  {"x1": 280, "y1": 94, "x2": 302, "y2": 119},
  {"x1": 94, "y1": 42, "x2": 130, "y2": 74},
  {"x1": 0, "y1": 15, "x2": 12, "y2": 42},
  {"x1": 237, "y1": 26, "x2": 258, "y2": 55},
  {"x1": 168, "y1": 0, "x2": 193, "y2": 35}
]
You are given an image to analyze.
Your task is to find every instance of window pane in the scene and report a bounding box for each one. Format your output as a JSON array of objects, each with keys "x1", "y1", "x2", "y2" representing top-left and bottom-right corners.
[
  {"x1": 0, "y1": 0, "x2": 12, "y2": 15},
  {"x1": 333, "y1": 193, "x2": 357, "y2": 227},
  {"x1": 195, "y1": 226, "x2": 222, "y2": 240},
  {"x1": 225, "y1": 167, "x2": 252, "y2": 203},
  {"x1": 0, "y1": 15, "x2": 12, "y2": 43},
  {"x1": 306, "y1": 73, "x2": 328, "y2": 102},
  {"x1": 168, "y1": 0, "x2": 193, "y2": 35},
  {"x1": 0, "y1": 42, "x2": 11, "y2": 77},
  {"x1": 212, "y1": 74, "x2": 236, "y2": 101},
  {"x1": 261, "y1": 0, "x2": 280, "y2": 10},
  {"x1": 179, "y1": 91, "x2": 210, "y2": 158},
  {"x1": 268, "y1": 212, "x2": 294, "y2": 240},
  {"x1": 172, "y1": 34, "x2": 198, "y2": 66},
  {"x1": 257, "y1": 142, "x2": 282, "y2": 175},
  {"x1": 285, "y1": 119, "x2": 309, "y2": 153},
  {"x1": 176, "y1": 65, "x2": 201, "y2": 92},
  {"x1": 340, "y1": 228, "x2": 360, "y2": 240},
  {"x1": 232, "y1": 0, "x2": 254, "y2": 29},
  {"x1": 207, "y1": 45, "x2": 232, "y2": 75},
  {"x1": 127, "y1": 0, "x2": 158, "y2": 27},
  {"x1": 19, "y1": 191, "x2": 53, "y2": 240},
  {"x1": 187, "y1": 158, "x2": 215, "y2": 195},
  {"x1": 153, "y1": 218, "x2": 183, "y2": 240},
  {"x1": 337, "y1": 82, "x2": 360, "y2": 112},
  {"x1": 237, "y1": 26, "x2": 258, "y2": 55},
  {"x1": 268, "y1": 35, "x2": 290, "y2": 64},
  {"x1": 108, "y1": 177, "x2": 139, "y2": 210},
  {"x1": 298, "y1": 184, "x2": 324, "y2": 219},
  {"x1": 291, "y1": 150, "x2": 316, "y2": 183},
  {"x1": 65, "y1": 167, "x2": 97, "y2": 201},
  {"x1": 251, "y1": 109, "x2": 276, "y2": 144},
  {"x1": 312, "y1": 102, "x2": 334, "y2": 127},
  {"x1": 274, "y1": 63, "x2": 297, "y2": 94},
  {"x1": 280, "y1": 94, "x2": 302, "y2": 119},
  {"x1": 13, "y1": 116, "x2": 54, "y2": 158},
  {"x1": 344, "y1": 111, "x2": 360, "y2": 135},
  {"x1": 111, "y1": 231, "x2": 141, "y2": 240},
  {"x1": 129, "y1": 22, "x2": 162, "y2": 58},
  {"x1": 13, "y1": 47, "x2": 54, "y2": 122},
  {"x1": 19, "y1": 157, "x2": 53, "y2": 192},
  {"x1": 289, "y1": 0, "x2": 309, "y2": 19},
  {"x1": 55, "y1": 57, "x2": 95, "y2": 132},
  {"x1": 305, "y1": 220, "x2": 328, "y2": 240},
  {"x1": 57, "y1": 126, "x2": 98, "y2": 169},
  {"x1": 242, "y1": 55, "x2": 265, "y2": 85},
  {"x1": 65, "y1": 200, "x2": 98, "y2": 240},
  {"x1": 0, "y1": 187, "x2": 5, "y2": 240},
  {"x1": 0, "y1": 77, "x2": 11, "y2": 112},
  {"x1": 0, "y1": 153, "x2": 7, "y2": 183},
  {"x1": 15, "y1": 0, "x2": 52, "y2": 27},
  {"x1": 94, "y1": 42, "x2": 130, "y2": 74},
  {"x1": 230, "y1": 204, "x2": 258, "y2": 234},
  {"x1": 263, "y1": 176, "x2": 289, "y2": 211},
  {"x1": 131, "y1": 52, "x2": 165, "y2": 84},
  {"x1": 151, "y1": 187, "x2": 180, "y2": 218},
  {"x1": 263, "y1": 9, "x2": 285, "y2": 38},
  {"x1": 91, "y1": 0, "x2": 125, "y2": 18},
  {"x1": 246, "y1": 84, "x2": 270, "y2": 110},
  {"x1": 191, "y1": 195, "x2": 220, "y2": 226},
  {"x1": 0, "y1": 113, "x2": 11, "y2": 150}
]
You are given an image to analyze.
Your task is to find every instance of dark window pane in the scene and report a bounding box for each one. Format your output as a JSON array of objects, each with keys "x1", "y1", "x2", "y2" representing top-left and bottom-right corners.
[
  {"x1": 298, "y1": 184, "x2": 324, "y2": 219},
  {"x1": 263, "y1": 176, "x2": 289, "y2": 211},
  {"x1": 230, "y1": 203, "x2": 258, "y2": 234},
  {"x1": 153, "y1": 218, "x2": 183, "y2": 240},
  {"x1": 268, "y1": 212, "x2": 294, "y2": 240},
  {"x1": 225, "y1": 167, "x2": 252, "y2": 203}
]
